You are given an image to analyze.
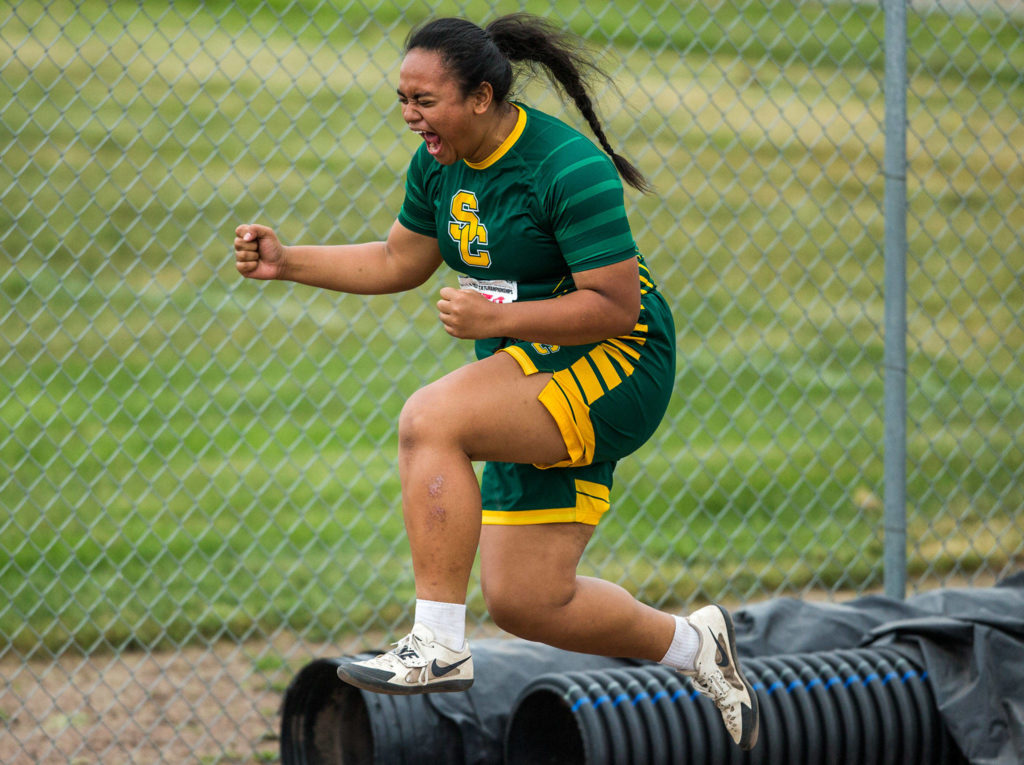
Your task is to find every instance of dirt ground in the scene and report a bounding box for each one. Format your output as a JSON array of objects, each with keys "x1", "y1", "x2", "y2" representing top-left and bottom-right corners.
[
  {"x1": 0, "y1": 576, "x2": 1001, "y2": 764},
  {"x1": 0, "y1": 633, "x2": 367, "y2": 765},
  {"x1": 1, "y1": 624, "x2": 508, "y2": 765}
]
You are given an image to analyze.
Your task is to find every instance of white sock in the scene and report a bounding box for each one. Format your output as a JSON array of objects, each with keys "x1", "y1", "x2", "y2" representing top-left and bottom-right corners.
[
  {"x1": 658, "y1": 615, "x2": 701, "y2": 671},
  {"x1": 414, "y1": 599, "x2": 466, "y2": 651}
]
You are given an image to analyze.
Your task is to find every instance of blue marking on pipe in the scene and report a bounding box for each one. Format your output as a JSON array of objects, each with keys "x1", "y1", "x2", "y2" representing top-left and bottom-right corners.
[{"x1": 569, "y1": 662, "x2": 931, "y2": 712}]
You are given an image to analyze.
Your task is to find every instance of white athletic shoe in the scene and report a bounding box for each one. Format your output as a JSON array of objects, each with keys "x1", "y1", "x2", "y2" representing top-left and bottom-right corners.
[
  {"x1": 680, "y1": 604, "x2": 760, "y2": 750},
  {"x1": 335, "y1": 623, "x2": 474, "y2": 695}
]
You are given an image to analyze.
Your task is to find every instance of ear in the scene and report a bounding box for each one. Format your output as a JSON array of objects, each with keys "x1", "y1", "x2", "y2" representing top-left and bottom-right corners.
[{"x1": 471, "y1": 81, "x2": 495, "y2": 114}]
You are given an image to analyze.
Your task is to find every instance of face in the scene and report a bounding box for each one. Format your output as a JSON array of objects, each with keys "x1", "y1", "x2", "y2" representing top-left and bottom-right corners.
[{"x1": 397, "y1": 48, "x2": 490, "y2": 165}]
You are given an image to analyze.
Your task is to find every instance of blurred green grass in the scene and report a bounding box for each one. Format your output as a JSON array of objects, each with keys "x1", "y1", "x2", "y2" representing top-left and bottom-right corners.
[{"x1": 1, "y1": 1, "x2": 1022, "y2": 652}]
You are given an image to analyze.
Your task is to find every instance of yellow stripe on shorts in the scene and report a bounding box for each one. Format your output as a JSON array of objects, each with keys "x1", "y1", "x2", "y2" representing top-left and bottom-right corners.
[
  {"x1": 481, "y1": 478, "x2": 611, "y2": 526},
  {"x1": 538, "y1": 371, "x2": 596, "y2": 467},
  {"x1": 601, "y1": 342, "x2": 635, "y2": 376},
  {"x1": 570, "y1": 356, "x2": 604, "y2": 405},
  {"x1": 607, "y1": 337, "x2": 642, "y2": 361},
  {"x1": 588, "y1": 346, "x2": 622, "y2": 390},
  {"x1": 501, "y1": 344, "x2": 539, "y2": 375}
]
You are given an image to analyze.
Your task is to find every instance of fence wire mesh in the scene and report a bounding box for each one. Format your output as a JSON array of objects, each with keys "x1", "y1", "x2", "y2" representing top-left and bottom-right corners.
[{"x1": 2, "y1": 1, "x2": 1021, "y2": 762}]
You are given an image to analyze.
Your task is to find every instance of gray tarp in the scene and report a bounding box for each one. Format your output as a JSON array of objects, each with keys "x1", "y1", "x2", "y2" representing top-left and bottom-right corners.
[{"x1": 282, "y1": 575, "x2": 1024, "y2": 764}]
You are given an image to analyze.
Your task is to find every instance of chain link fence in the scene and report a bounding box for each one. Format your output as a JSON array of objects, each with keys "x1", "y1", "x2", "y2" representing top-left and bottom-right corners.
[{"x1": 2, "y1": 1, "x2": 1021, "y2": 761}]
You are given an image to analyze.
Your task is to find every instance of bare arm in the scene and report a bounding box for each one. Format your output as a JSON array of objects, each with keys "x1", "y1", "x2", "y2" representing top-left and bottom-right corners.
[
  {"x1": 437, "y1": 257, "x2": 642, "y2": 345},
  {"x1": 234, "y1": 219, "x2": 443, "y2": 295}
]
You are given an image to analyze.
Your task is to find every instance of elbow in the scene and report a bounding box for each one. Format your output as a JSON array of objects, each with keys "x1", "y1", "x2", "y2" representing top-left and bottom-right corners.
[
  {"x1": 591, "y1": 289, "x2": 640, "y2": 340},
  {"x1": 615, "y1": 290, "x2": 642, "y2": 336},
  {"x1": 612, "y1": 308, "x2": 639, "y2": 337},
  {"x1": 394, "y1": 269, "x2": 434, "y2": 292},
  {"x1": 603, "y1": 299, "x2": 640, "y2": 339}
]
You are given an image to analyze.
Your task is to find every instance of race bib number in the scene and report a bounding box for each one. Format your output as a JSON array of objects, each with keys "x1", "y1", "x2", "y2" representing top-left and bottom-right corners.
[{"x1": 457, "y1": 276, "x2": 518, "y2": 304}]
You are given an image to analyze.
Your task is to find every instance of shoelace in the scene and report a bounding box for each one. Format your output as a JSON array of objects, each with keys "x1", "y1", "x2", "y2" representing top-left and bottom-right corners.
[
  {"x1": 694, "y1": 670, "x2": 738, "y2": 726},
  {"x1": 384, "y1": 632, "x2": 429, "y2": 669},
  {"x1": 393, "y1": 633, "x2": 437, "y2": 686}
]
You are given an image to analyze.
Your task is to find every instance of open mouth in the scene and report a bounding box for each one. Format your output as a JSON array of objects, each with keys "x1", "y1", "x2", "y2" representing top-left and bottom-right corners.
[{"x1": 415, "y1": 130, "x2": 442, "y2": 156}]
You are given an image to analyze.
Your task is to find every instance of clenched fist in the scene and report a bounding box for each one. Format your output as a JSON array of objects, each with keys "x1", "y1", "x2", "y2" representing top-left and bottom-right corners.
[
  {"x1": 234, "y1": 224, "x2": 287, "y2": 280},
  {"x1": 437, "y1": 287, "x2": 503, "y2": 339}
]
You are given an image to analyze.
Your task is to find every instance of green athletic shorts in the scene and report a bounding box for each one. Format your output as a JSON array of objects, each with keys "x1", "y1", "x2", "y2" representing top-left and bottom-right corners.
[{"x1": 480, "y1": 290, "x2": 676, "y2": 526}]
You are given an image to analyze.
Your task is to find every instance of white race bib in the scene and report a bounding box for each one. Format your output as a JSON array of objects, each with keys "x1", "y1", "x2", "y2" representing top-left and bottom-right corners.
[{"x1": 457, "y1": 276, "x2": 518, "y2": 304}]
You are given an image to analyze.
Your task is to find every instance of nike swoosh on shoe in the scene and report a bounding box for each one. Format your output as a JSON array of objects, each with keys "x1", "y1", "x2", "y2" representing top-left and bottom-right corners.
[
  {"x1": 710, "y1": 629, "x2": 731, "y2": 668},
  {"x1": 431, "y1": 656, "x2": 471, "y2": 677}
]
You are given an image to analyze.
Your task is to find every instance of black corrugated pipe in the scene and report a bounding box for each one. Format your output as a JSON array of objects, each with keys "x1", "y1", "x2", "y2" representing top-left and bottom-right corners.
[
  {"x1": 504, "y1": 647, "x2": 969, "y2": 765},
  {"x1": 279, "y1": 656, "x2": 463, "y2": 765},
  {"x1": 279, "y1": 642, "x2": 640, "y2": 765}
]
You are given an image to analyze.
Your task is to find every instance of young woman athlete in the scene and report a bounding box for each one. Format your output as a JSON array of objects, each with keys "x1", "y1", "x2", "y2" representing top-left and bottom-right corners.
[{"x1": 234, "y1": 14, "x2": 758, "y2": 750}]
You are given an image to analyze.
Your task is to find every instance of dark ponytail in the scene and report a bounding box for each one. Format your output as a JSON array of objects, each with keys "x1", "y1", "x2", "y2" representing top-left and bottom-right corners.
[{"x1": 406, "y1": 14, "x2": 652, "y2": 194}]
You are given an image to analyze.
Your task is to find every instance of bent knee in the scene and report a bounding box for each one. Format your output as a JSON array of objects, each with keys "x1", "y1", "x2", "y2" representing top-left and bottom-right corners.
[
  {"x1": 398, "y1": 384, "x2": 459, "y2": 451},
  {"x1": 482, "y1": 576, "x2": 576, "y2": 640}
]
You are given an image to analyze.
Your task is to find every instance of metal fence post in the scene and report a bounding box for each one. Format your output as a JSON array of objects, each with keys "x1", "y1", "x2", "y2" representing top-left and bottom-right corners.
[{"x1": 883, "y1": 0, "x2": 909, "y2": 600}]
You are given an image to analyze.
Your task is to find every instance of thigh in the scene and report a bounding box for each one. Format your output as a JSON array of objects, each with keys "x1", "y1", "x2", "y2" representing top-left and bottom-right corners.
[
  {"x1": 479, "y1": 522, "x2": 594, "y2": 604},
  {"x1": 499, "y1": 291, "x2": 676, "y2": 467},
  {"x1": 403, "y1": 351, "x2": 569, "y2": 466}
]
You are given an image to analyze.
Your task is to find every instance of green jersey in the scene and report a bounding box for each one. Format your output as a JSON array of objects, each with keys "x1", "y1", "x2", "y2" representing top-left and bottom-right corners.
[
  {"x1": 397, "y1": 103, "x2": 676, "y2": 523},
  {"x1": 398, "y1": 102, "x2": 661, "y2": 357}
]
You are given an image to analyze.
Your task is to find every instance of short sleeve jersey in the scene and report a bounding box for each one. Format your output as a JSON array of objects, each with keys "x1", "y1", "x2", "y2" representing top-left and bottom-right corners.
[{"x1": 398, "y1": 104, "x2": 659, "y2": 358}]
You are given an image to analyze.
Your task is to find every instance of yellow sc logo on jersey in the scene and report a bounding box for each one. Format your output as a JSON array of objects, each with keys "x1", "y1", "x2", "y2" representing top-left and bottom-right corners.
[{"x1": 448, "y1": 190, "x2": 491, "y2": 268}]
